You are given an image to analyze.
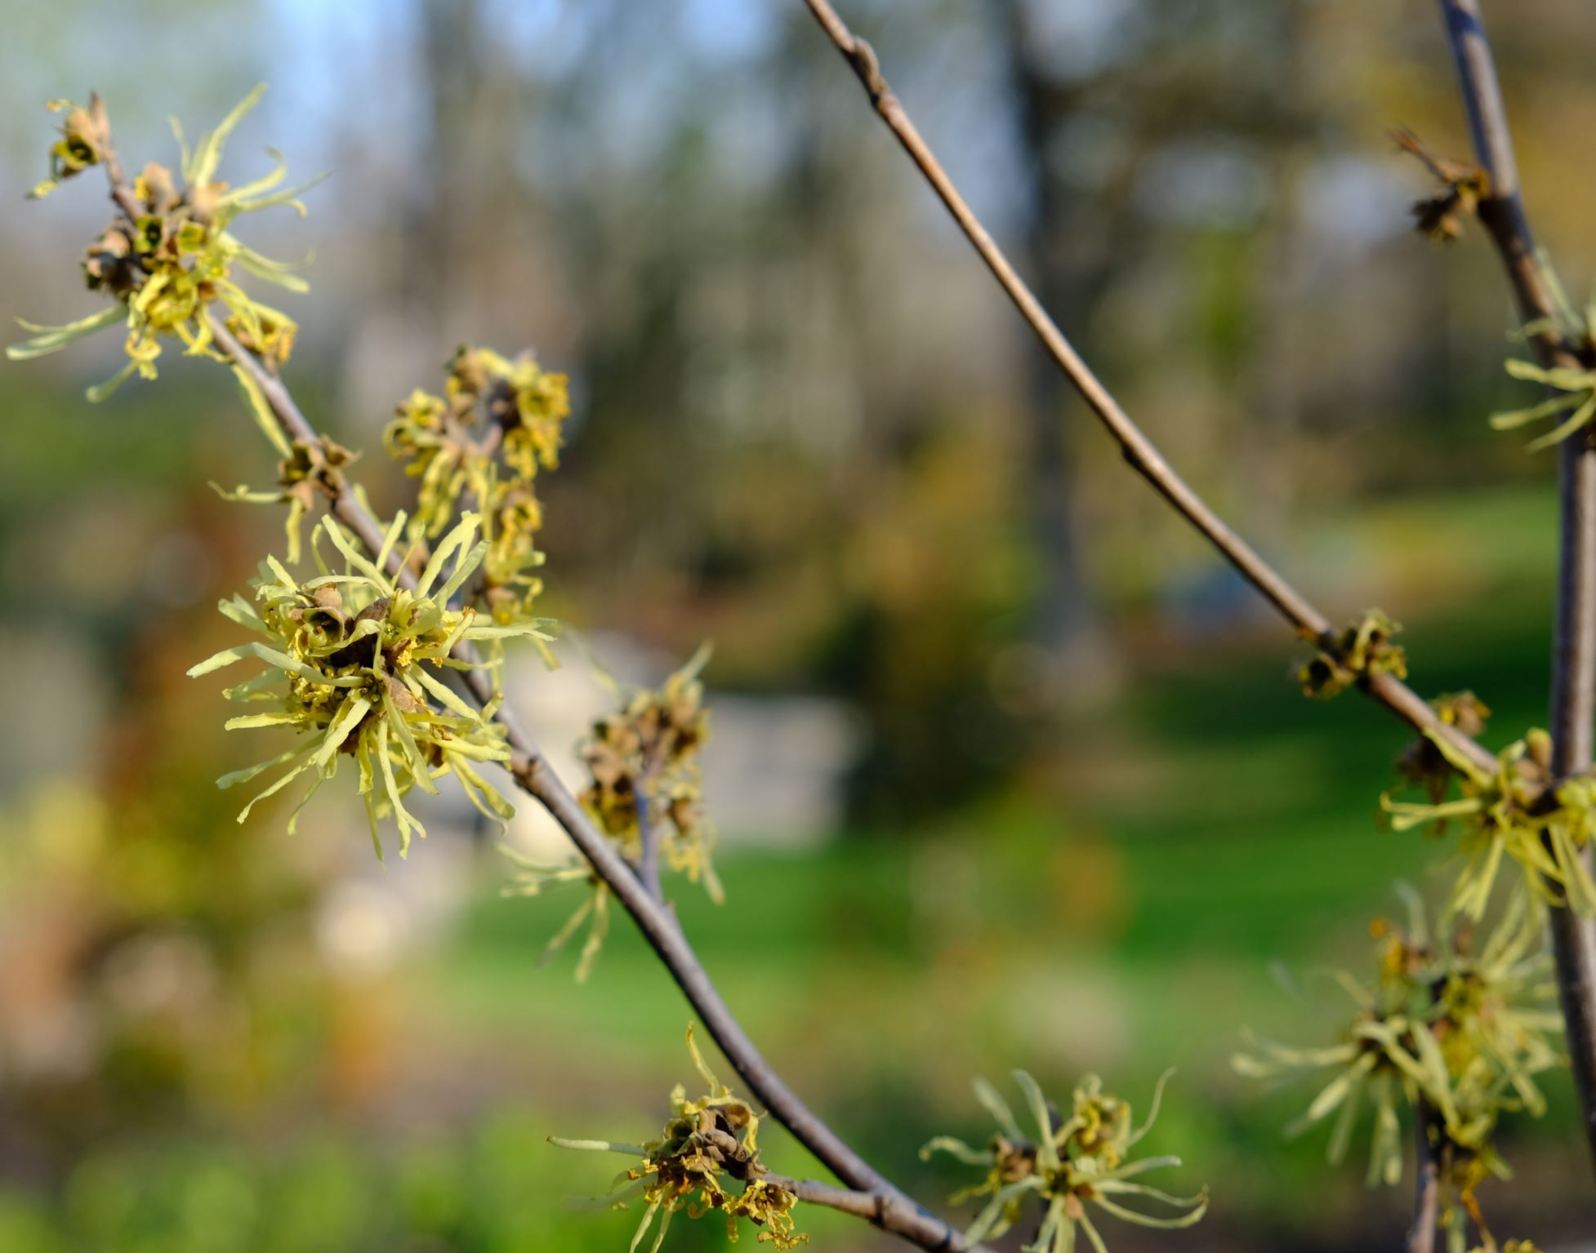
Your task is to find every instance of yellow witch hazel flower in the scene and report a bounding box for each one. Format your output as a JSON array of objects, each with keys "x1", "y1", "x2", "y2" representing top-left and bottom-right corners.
[
  {"x1": 1384, "y1": 726, "x2": 1596, "y2": 918},
  {"x1": 578, "y1": 644, "x2": 720, "y2": 890},
  {"x1": 552, "y1": 1024, "x2": 805, "y2": 1251},
  {"x1": 921, "y1": 1070, "x2": 1206, "y2": 1252},
  {"x1": 439, "y1": 343, "x2": 570, "y2": 482},
  {"x1": 1296, "y1": 609, "x2": 1407, "y2": 699},
  {"x1": 1233, "y1": 886, "x2": 1562, "y2": 1192},
  {"x1": 1490, "y1": 357, "x2": 1596, "y2": 452},
  {"x1": 385, "y1": 345, "x2": 572, "y2": 624},
  {"x1": 502, "y1": 645, "x2": 722, "y2": 981},
  {"x1": 27, "y1": 94, "x2": 111, "y2": 199},
  {"x1": 9, "y1": 85, "x2": 324, "y2": 400},
  {"x1": 189, "y1": 511, "x2": 551, "y2": 857}
]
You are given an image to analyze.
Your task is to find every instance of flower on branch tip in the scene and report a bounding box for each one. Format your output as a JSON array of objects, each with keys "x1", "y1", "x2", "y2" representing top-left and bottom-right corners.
[
  {"x1": 1296, "y1": 610, "x2": 1407, "y2": 699},
  {"x1": 552, "y1": 1024, "x2": 806, "y2": 1250},
  {"x1": 500, "y1": 646, "x2": 721, "y2": 982},
  {"x1": 1384, "y1": 727, "x2": 1596, "y2": 918},
  {"x1": 581, "y1": 644, "x2": 720, "y2": 892},
  {"x1": 449, "y1": 344, "x2": 572, "y2": 480},
  {"x1": 1233, "y1": 885, "x2": 1562, "y2": 1196},
  {"x1": 188, "y1": 511, "x2": 551, "y2": 858},
  {"x1": 921, "y1": 1069, "x2": 1206, "y2": 1252},
  {"x1": 29, "y1": 94, "x2": 110, "y2": 199},
  {"x1": 1393, "y1": 129, "x2": 1490, "y2": 244},
  {"x1": 384, "y1": 346, "x2": 571, "y2": 624},
  {"x1": 1490, "y1": 358, "x2": 1596, "y2": 452},
  {"x1": 9, "y1": 85, "x2": 326, "y2": 400}
]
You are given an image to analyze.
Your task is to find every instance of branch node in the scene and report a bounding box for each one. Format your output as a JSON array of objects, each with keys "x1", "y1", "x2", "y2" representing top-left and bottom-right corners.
[{"x1": 845, "y1": 35, "x2": 887, "y2": 105}]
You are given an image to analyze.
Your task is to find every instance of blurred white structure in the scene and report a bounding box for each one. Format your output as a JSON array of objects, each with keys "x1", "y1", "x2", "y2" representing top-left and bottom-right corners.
[
  {"x1": 305, "y1": 631, "x2": 859, "y2": 974},
  {"x1": 499, "y1": 631, "x2": 859, "y2": 862}
]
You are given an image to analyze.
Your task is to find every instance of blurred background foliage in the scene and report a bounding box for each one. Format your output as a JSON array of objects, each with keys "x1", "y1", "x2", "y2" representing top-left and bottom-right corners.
[{"x1": 3, "y1": 0, "x2": 1596, "y2": 1248}]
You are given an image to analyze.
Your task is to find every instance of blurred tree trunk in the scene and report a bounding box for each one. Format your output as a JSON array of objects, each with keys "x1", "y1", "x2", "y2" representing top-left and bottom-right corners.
[
  {"x1": 405, "y1": 0, "x2": 483, "y2": 339},
  {"x1": 406, "y1": 0, "x2": 523, "y2": 341},
  {"x1": 1244, "y1": 0, "x2": 1309, "y2": 537},
  {"x1": 343, "y1": 0, "x2": 533, "y2": 426},
  {"x1": 999, "y1": 0, "x2": 1122, "y2": 712}
]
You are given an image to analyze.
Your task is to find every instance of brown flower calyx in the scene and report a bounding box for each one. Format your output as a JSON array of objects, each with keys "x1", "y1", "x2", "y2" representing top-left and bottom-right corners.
[{"x1": 1393, "y1": 128, "x2": 1491, "y2": 243}]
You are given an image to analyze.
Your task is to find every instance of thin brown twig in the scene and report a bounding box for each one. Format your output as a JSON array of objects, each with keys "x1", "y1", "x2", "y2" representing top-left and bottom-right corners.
[
  {"x1": 206, "y1": 315, "x2": 979, "y2": 1253},
  {"x1": 635, "y1": 754, "x2": 666, "y2": 901},
  {"x1": 97, "y1": 117, "x2": 144, "y2": 223},
  {"x1": 1435, "y1": 0, "x2": 1596, "y2": 1174},
  {"x1": 767, "y1": 1173, "x2": 977, "y2": 1249},
  {"x1": 1406, "y1": 1101, "x2": 1441, "y2": 1253},
  {"x1": 799, "y1": 0, "x2": 1497, "y2": 778}
]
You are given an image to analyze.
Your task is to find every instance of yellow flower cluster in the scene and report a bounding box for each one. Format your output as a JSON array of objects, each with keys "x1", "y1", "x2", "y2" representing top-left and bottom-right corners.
[
  {"x1": 9, "y1": 86, "x2": 322, "y2": 400},
  {"x1": 1234, "y1": 887, "x2": 1561, "y2": 1236},
  {"x1": 190, "y1": 512, "x2": 550, "y2": 857},
  {"x1": 1297, "y1": 609, "x2": 1408, "y2": 699},
  {"x1": 553, "y1": 1025, "x2": 806, "y2": 1250},
  {"x1": 385, "y1": 345, "x2": 572, "y2": 625},
  {"x1": 1385, "y1": 726, "x2": 1596, "y2": 918},
  {"x1": 502, "y1": 647, "x2": 722, "y2": 981},
  {"x1": 579, "y1": 645, "x2": 719, "y2": 889},
  {"x1": 922, "y1": 1070, "x2": 1206, "y2": 1252}
]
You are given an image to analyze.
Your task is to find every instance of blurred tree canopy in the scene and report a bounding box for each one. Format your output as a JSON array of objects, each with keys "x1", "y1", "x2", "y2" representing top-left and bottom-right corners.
[{"x1": 8, "y1": 0, "x2": 1596, "y2": 813}]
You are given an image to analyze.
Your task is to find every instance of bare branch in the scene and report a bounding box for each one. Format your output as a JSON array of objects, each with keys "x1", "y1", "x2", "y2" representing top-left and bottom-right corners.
[
  {"x1": 1407, "y1": 1102, "x2": 1441, "y2": 1253},
  {"x1": 635, "y1": 757, "x2": 666, "y2": 901},
  {"x1": 1435, "y1": 0, "x2": 1596, "y2": 1173},
  {"x1": 798, "y1": 0, "x2": 1496, "y2": 776},
  {"x1": 768, "y1": 1173, "x2": 981, "y2": 1250},
  {"x1": 97, "y1": 122, "x2": 144, "y2": 223},
  {"x1": 1437, "y1": 3, "x2": 1519, "y2": 199}
]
